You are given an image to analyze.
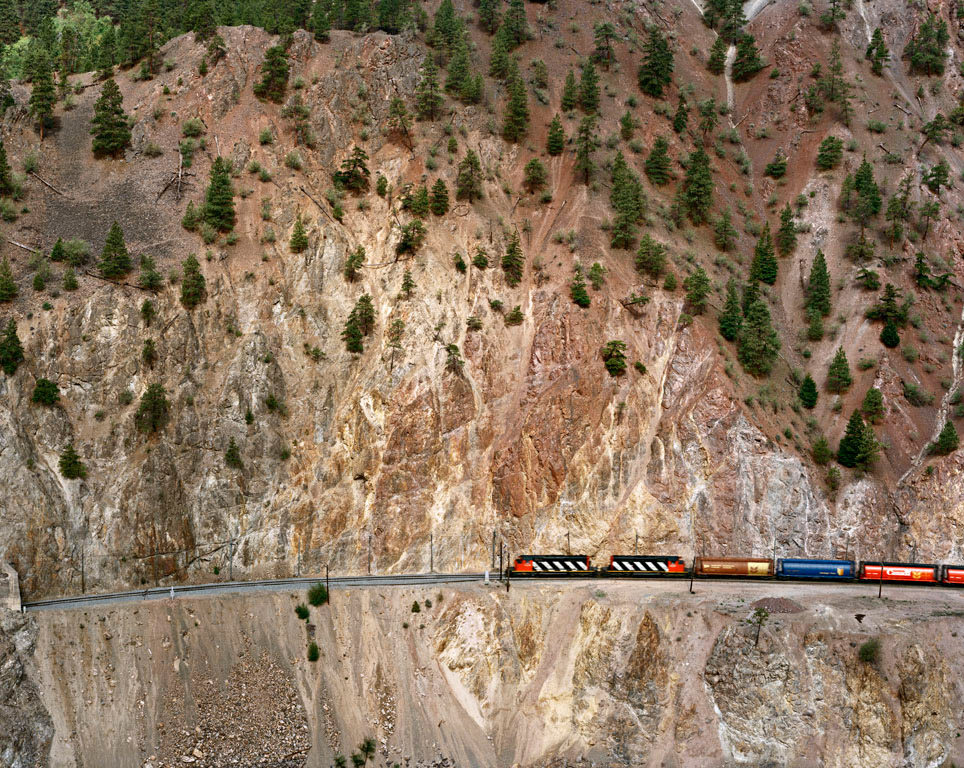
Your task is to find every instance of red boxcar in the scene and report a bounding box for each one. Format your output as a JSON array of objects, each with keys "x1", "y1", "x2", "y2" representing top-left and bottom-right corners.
[
  {"x1": 943, "y1": 564, "x2": 964, "y2": 585},
  {"x1": 858, "y1": 561, "x2": 939, "y2": 583}
]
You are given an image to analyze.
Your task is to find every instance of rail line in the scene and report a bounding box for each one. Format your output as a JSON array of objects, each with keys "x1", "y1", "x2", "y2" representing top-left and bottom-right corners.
[{"x1": 23, "y1": 573, "x2": 485, "y2": 612}]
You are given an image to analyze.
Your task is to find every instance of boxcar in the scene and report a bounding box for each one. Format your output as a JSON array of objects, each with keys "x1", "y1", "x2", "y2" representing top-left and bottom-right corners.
[
  {"x1": 858, "y1": 561, "x2": 939, "y2": 583},
  {"x1": 510, "y1": 555, "x2": 594, "y2": 576},
  {"x1": 604, "y1": 555, "x2": 687, "y2": 576},
  {"x1": 942, "y1": 564, "x2": 964, "y2": 585},
  {"x1": 777, "y1": 559, "x2": 855, "y2": 580},
  {"x1": 694, "y1": 557, "x2": 773, "y2": 577}
]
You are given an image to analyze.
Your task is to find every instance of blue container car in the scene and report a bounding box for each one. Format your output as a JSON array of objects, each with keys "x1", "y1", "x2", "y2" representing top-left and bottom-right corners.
[{"x1": 777, "y1": 558, "x2": 855, "y2": 580}]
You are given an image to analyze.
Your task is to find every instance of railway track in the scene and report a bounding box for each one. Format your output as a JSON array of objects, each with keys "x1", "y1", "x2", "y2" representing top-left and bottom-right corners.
[{"x1": 22, "y1": 572, "x2": 486, "y2": 612}]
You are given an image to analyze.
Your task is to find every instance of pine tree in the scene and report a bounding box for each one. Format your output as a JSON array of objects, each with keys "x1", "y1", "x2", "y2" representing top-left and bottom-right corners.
[
  {"x1": 445, "y1": 38, "x2": 471, "y2": 95},
  {"x1": 353, "y1": 294, "x2": 376, "y2": 335},
  {"x1": 806, "y1": 250, "x2": 831, "y2": 317},
  {"x1": 90, "y1": 78, "x2": 131, "y2": 157},
  {"x1": 342, "y1": 311, "x2": 364, "y2": 353},
  {"x1": 905, "y1": 13, "x2": 949, "y2": 76},
  {"x1": 931, "y1": 420, "x2": 959, "y2": 455},
  {"x1": 826, "y1": 347, "x2": 852, "y2": 392},
  {"x1": 455, "y1": 150, "x2": 483, "y2": 201},
  {"x1": 570, "y1": 263, "x2": 591, "y2": 308},
  {"x1": 502, "y1": 73, "x2": 529, "y2": 142},
  {"x1": 619, "y1": 110, "x2": 635, "y2": 141},
  {"x1": 204, "y1": 157, "x2": 236, "y2": 232},
  {"x1": 852, "y1": 156, "x2": 881, "y2": 233},
  {"x1": 574, "y1": 116, "x2": 596, "y2": 185},
  {"x1": 714, "y1": 208, "x2": 737, "y2": 251},
  {"x1": 684, "y1": 267, "x2": 710, "y2": 314},
  {"x1": 334, "y1": 146, "x2": 371, "y2": 192},
  {"x1": 400, "y1": 268, "x2": 416, "y2": 298},
  {"x1": 57, "y1": 443, "x2": 87, "y2": 479},
  {"x1": 638, "y1": 25, "x2": 673, "y2": 97},
  {"x1": 290, "y1": 215, "x2": 309, "y2": 252},
  {"x1": 718, "y1": 279, "x2": 743, "y2": 341},
  {"x1": 880, "y1": 318, "x2": 900, "y2": 348},
  {"x1": 135, "y1": 383, "x2": 170, "y2": 433},
  {"x1": 812, "y1": 436, "x2": 832, "y2": 464},
  {"x1": 592, "y1": 21, "x2": 616, "y2": 69},
  {"x1": 815, "y1": 135, "x2": 843, "y2": 170},
  {"x1": 738, "y1": 299, "x2": 781, "y2": 376},
  {"x1": 522, "y1": 159, "x2": 547, "y2": 193},
  {"x1": 673, "y1": 95, "x2": 689, "y2": 134},
  {"x1": 775, "y1": 203, "x2": 796, "y2": 256},
  {"x1": 731, "y1": 33, "x2": 764, "y2": 81},
  {"x1": 138, "y1": 255, "x2": 162, "y2": 290},
  {"x1": 561, "y1": 70, "x2": 578, "y2": 111},
  {"x1": 488, "y1": 28, "x2": 511, "y2": 79},
  {"x1": 837, "y1": 410, "x2": 865, "y2": 467},
  {"x1": 432, "y1": 0, "x2": 462, "y2": 52},
  {"x1": 0, "y1": 140, "x2": 13, "y2": 197},
  {"x1": 478, "y1": 0, "x2": 501, "y2": 33},
  {"x1": 502, "y1": 229, "x2": 524, "y2": 286},
  {"x1": 865, "y1": 27, "x2": 889, "y2": 75},
  {"x1": 749, "y1": 223, "x2": 778, "y2": 285},
  {"x1": 645, "y1": 136, "x2": 672, "y2": 185},
  {"x1": 312, "y1": 0, "x2": 332, "y2": 41},
  {"x1": 253, "y1": 45, "x2": 289, "y2": 103},
  {"x1": 29, "y1": 53, "x2": 56, "y2": 140},
  {"x1": 0, "y1": 257, "x2": 16, "y2": 302},
  {"x1": 861, "y1": 387, "x2": 884, "y2": 422},
  {"x1": 415, "y1": 56, "x2": 443, "y2": 120},
  {"x1": 0, "y1": 0, "x2": 19, "y2": 46},
  {"x1": 819, "y1": 38, "x2": 854, "y2": 124},
  {"x1": 424, "y1": 178, "x2": 448, "y2": 214},
  {"x1": 546, "y1": 115, "x2": 565, "y2": 155},
  {"x1": 0, "y1": 318, "x2": 23, "y2": 375},
  {"x1": 635, "y1": 234, "x2": 667, "y2": 278},
  {"x1": 707, "y1": 36, "x2": 727, "y2": 74},
  {"x1": 741, "y1": 279, "x2": 759, "y2": 316},
  {"x1": 501, "y1": 0, "x2": 528, "y2": 47},
  {"x1": 799, "y1": 374, "x2": 818, "y2": 408},
  {"x1": 180, "y1": 255, "x2": 206, "y2": 308},
  {"x1": 682, "y1": 148, "x2": 713, "y2": 224},
  {"x1": 63, "y1": 267, "x2": 78, "y2": 291},
  {"x1": 578, "y1": 59, "x2": 599, "y2": 113},
  {"x1": 98, "y1": 222, "x2": 132, "y2": 278}
]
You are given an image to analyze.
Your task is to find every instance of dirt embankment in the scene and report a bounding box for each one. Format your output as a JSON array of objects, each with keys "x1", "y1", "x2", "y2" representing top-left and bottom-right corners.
[{"x1": 13, "y1": 580, "x2": 964, "y2": 767}]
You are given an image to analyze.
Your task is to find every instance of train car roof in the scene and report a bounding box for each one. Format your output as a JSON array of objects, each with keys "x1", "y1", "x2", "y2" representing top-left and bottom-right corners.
[{"x1": 859, "y1": 560, "x2": 940, "y2": 568}]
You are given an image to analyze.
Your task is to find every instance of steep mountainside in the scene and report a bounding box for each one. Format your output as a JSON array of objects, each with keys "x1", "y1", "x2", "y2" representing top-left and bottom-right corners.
[{"x1": 2, "y1": 0, "x2": 964, "y2": 598}]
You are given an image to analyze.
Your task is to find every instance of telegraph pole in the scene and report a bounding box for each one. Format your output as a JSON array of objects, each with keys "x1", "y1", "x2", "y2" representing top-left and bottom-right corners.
[
  {"x1": 80, "y1": 544, "x2": 85, "y2": 594},
  {"x1": 634, "y1": 532, "x2": 638, "y2": 555},
  {"x1": 228, "y1": 534, "x2": 234, "y2": 581},
  {"x1": 566, "y1": 531, "x2": 570, "y2": 555},
  {"x1": 430, "y1": 532, "x2": 434, "y2": 573},
  {"x1": 491, "y1": 530, "x2": 496, "y2": 570},
  {"x1": 325, "y1": 563, "x2": 329, "y2": 597},
  {"x1": 878, "y1": 561, "x2": 883, "y2": 599},
  {"x1": 367, "y1": 533, "x2": 372, "y2": 575}
]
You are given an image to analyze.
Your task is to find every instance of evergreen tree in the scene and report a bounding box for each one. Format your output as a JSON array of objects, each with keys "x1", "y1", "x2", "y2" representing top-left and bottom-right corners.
[
  {"x1": 815, "y1": 135, "x2": 843, "y2": 170},
  {"x1": 837, "y1": 410, "x2": 866, "y2": 468},
  {"x1": 570, "y1": 263, "x2": 591, "y2": 308},
  {"x1": 764, "y1": 150, "x2": 787, "y2": 179},
  {"x1": 619, "y1": 110, "x2": 636, "y2": 141},
  {"x1": 861, "y1": 387, "x2": 884, "y2": 423},
  {"x1": 253, "y1": 45, "x2": 289, "y2": 103},
  {"x1": 826, "y1": 347, "x2": 852, "y2": 393},
  {"x1": 799, "y1": 374, "x2": 818, "y2": 408},
  {"x1": 192, "y1": 0, "x2": 218, "y2": 40},
  {"x1": 865, "y1": 27, "x2": 889, "y2": 75},
  {"x1": 819, "y1": 38, "x2": 854, "y2": 124},
  {"x1": 98, "y1": 222, "x2": 132, "y2": 278},
  {"x1": 522, "y1": 159, "x2": 547, "y2": 193},
  {"x1": 180, "y1": 254, "x2": 206, "y2": 308},
  {"x1": 880, "y1": 318, "x2": 900, "y2": 348},
  {"x1": 135, "y1": 383, "x2": 170, "y2": 433},
  {"x1": 738, "y1": 299, "x2": 781, "y2": 376},
  {"x1": 138, "y1": 255, "x2": 162, "y2": 291},
  {"x1": 342, "y1": 311, "x2": 364, "y2": 353},
  {"x1": 546, "y1": 115, "x2": 565, "y2": 155},
  {"x1": 344, "y1": 246, "x2": 365, "y2": 281},
  {"x1": 224, "y1": 437, "x2": 242, "y2": 469},
  {"x1": 478, "y1": 0, "x2": 501, "y2": 33},
  {"x1": 0, "y1": 257, "x2": 16, "y2": 302},
  {"x1": 574, "y1": 116, "x2": 596, "y2": 185},
  {"x1": 635, "y1": 234, "x2": 667, "y2": 278},
  {"x1": 905, "y1": 13, "x2": 948, "y2": 76},
  {"x1": 445, "y1": 39, "x2": 471, "y2": 95},
  {"x1": 741, "y1": 279, "x2": 760, "y2": 316},
  {"x1": 432, "y1": 0, "x2": 462, "y2": 52},
  {"x1": 672, "y1": 95, "x2": 689, "y2": 134},
  {"x1": 0, "y1": 318, "x2": 23, "y2": 375},
  {"x1": 601, "y1": 340, "x2": 628, "y2": 376},
  {"x1": 923, "y1": 160, "x2": 950, "y2": 196},
  {"x1": 0, "y1": 140, "x2": 13, "y2": 197},
  {"x1": 931, "y1": 420, "x2": 959, "y2": 455},
  {"x1": 682, "y1": 148, "x2": 713, "y2": 224},
  {"x1": 455, "y1": 150, "x2": 483, "y2": 201},
  {"x1": 91, "y1": 78, "x2": 131, "y2": 157},
  {"x1": 354, "y1": 294, "x2": 376, "y2": 335},
  {"x1": 488, "y1": 27, "x2": 511, "y2": 80},
  {"x1": 400, "y1": 268, "x2": 415, "y2": 298},
  {"x1": 204, "y1": 157, "x2": 236, "y2": 232},
  {"x1": 561, "y1": 70, "x2": 578, "y2": 111},
  {"x1": 812, "y1": 436, "x2": 832, "y2": 465},
  {"x1": 776, "y1": 203, "x2": 796, "y2": 255},
  {"x1": 707, "y1": 36, "x2": 727, "y2": 74},
  {"x1": 806, "y1": 249, "x2": 831, "y2": 317},
  {"x1": 501, "y1": 0, "x2": 528, "y2": 47},
  {"x1": 59, "y1": 443, "x2": 87, "y2": 479},
  {"x1": 29, "y1": 53, "x2": 56, "y2": 140},
  {"x1": 429, "y1": 178, "x2": 450, "y2": 214},
  {"x1": 63, "y1": 267, "x2": 78, "y2": 291},
  {"x1": 312, "y1": 0, "x2": 332, "y2": 41},
  {"x1": 333, "y1": 146, "x2": 370, "y2": 192},
  {"x1": 0, "y1": 0, "x2": 19, "y2": 46},
  {"x1": 684, "y1": 267, "x2": 710, "y2": 314},
  {"x1": 749, "y1": 223, "x2": 777, "y2": 285},
  {"x1": 714, "y1": 208, "x2": 737, "y2": 251},
  {"x1": 645, "y1": 136, "x2": 672, "y2": 185},
  {"x1": 49, "y1": 239, "x2": 65, "y2": 263},
  {"x1": 718, "y1": 279, "x2": 743, "y2": 341},
  {"x1": 578, "y1": 59, "x2": 599, "y2": 113},
  {"x1": 593, "y1": 21, "x2": 616, "y2": 69},
  {"x1": 698, "y1": 97, "x2": 720, "y2": 143},
  {"x1": 638, "y1": 25, "x2": 673, "y2": 97},
  {"x1": 731, "y1": 33, "x2": 764, "y2": 81},
  {"x1": 415, "y1": 56, "x2": 443, "y2": 120},
  {"x1": 502, "y1": 73, "x2": 529, "y2": 142},
  {"x1": 502, "y1": 229, "x2": 524, "y2": 286},
  {"x1": 290, "y1": 215, "x2": 309, "y2": 252}
]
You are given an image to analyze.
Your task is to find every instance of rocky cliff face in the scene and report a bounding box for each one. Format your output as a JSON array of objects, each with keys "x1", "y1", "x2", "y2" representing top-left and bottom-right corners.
[
  {"x1": 0, "y1": 610, "x2": 53, "y2": 768},
  {"x1": 1, "y1": 0, "x2": 964, "y2": 599},
  {"x1": 20, "y1": 582, "x2": 964, "y2": 767}
]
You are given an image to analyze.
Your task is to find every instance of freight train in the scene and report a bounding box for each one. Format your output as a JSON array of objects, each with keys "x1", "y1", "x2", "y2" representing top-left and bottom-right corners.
[{"x1": 508, "y1": 554, "x2": 964, "y2": 586}]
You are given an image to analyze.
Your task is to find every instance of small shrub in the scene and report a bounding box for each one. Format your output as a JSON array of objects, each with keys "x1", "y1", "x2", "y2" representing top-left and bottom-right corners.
[
  {"x1": 307, "y1": 642, "x2": 319, "y2": 662},
  {"x1": 858, "y1": 638, "x2": 880, "y2": 663},
  {"x1": 182, "y1": 118, "x2": 205, "y2": 137},
  {"x1": 411, "y1": 600, "x2": 421, "y2": 613},
  {"x1": 295, "y1": 603, "x2": 309, "y2": 620},
  {"x1": 307, "y1": 582, "x2": 329, "y2": 606}
]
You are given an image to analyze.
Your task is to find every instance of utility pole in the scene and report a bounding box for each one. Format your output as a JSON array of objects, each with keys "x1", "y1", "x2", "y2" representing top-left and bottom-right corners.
[
  {"x1": 634, "y1": 532, "x2": 638, "y2": 555},
  {"x1": 506, "y1": 550, "x2": 510, "y2": 593},
  {"x1": 566, "y1": 531, "x2": 570, "y2": 555},
  {"x1": 297, "y1": 546, "x2": 301, "y2": 578},
  {"x1": 878, "y1": 561, "x2": 883, "y2": 599},
  {"x1": 499, "y1": 543, "x2": 503, "y2": 581},
  {"x1": 228, "y1": 534, "x2": 234, "y2": 581},
  {"x1": 430, "y1": 532, "x2": 434, "y2": 573},
  {"x1": 491, "y1": 530, "x2": 496, "y2": 570},
  {"x1": 80, "y1": 544, "x2": 85, "y2": 594},
  {"x1": 326, "y1": 563, "x2": 329, "y2": 597},
  {"x1": 367, "y1": 533, "x2": 372, "y2": 575}
]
